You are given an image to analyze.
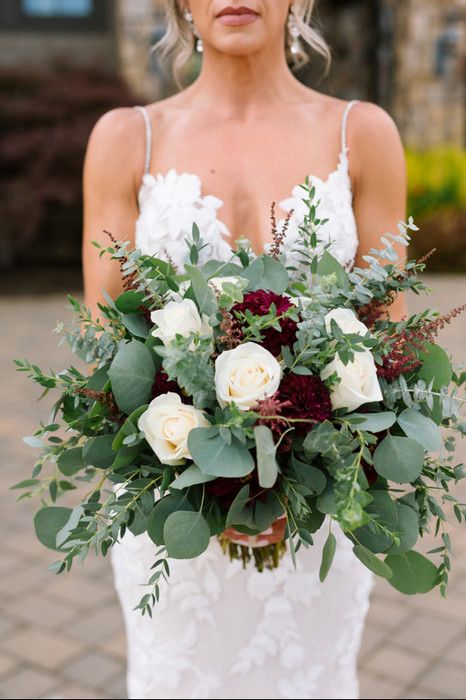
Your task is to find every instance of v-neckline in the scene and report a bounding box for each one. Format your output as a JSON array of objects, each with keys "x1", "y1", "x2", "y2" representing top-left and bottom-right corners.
[{"x1": 138, "y1": 149, "x2": 350, "y2": 248}]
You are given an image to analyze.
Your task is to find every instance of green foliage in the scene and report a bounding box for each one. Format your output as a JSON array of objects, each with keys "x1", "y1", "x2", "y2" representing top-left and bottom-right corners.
[
  {"x1": 384, "y1": 551, "x2": 438, "y2": 594},
  {"x1": 353, "y1": 544, "x2": 393, "y2": 579},
  {"x1": 418, "y1": 343, "x2": 452, "y2": 390},
  {"x1": 156, "y1": 335, "x2": 216, "y2": 409},
  {"x1": 34, "y1": 507, "x2": 72, "y2": 551},
  {"x1": 108, "y1": 340, "x2": 156, "y2": 414},
  {"x1": 188, "y1": 427, "x2": 255, "y2": 478},
  {"x1": 254, "y1": 425, "x2": 279, "y2": 488},
  {"x1": 12, "y1": 166, "x2": 466, "y2": 616},
  {"x1": 319, "y1": 532, "x2": 337, "y2": 582},
  {"x1": 373, "y1": 435, "x2": 424, "y2": 483},
  {"x1": 243, "y1": 255, "x2": 290, "y2": 294},
  {"x1": 163, "y1": 511, "x2": 211, "y2": 559}
]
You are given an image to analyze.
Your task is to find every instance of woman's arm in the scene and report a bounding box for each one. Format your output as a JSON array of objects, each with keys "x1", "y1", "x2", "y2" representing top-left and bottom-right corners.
[
  {"x1": 82, "y1": 107, "x2": 144, "y2": 320},
  {"x1": 350, "y1": 102, "x2": 409, "y2": 321}
]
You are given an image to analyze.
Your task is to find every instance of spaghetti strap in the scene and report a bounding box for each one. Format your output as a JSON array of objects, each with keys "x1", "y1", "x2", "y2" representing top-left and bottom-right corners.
[
  {"x1": 134, "y1": 105, "x2": 152, "y2": 175},
  {"x1": 340, "y1": 99, "x2": 360, "y2": 158}
]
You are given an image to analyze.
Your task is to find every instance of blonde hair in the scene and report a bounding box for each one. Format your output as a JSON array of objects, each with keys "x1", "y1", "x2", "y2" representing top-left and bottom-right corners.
[{"x1": 154, "y1": 1, "x2": 331, "y2": 86}]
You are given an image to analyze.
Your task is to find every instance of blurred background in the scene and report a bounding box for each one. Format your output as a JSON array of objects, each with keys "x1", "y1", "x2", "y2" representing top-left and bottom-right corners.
[{"x1": 1, "y1": 1, "x2": 465, "y2": 699}]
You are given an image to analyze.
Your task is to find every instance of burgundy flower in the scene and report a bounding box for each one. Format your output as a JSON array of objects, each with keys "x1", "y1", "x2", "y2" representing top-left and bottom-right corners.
[
  {"x1": 231, "y1": 290, "x2": 298, "y2": 356},
  {"x1": 206, "y1": 470, "x2": 263, "y2": 508},
  {"x1": 278, "y1": 373, "x2": 332, "y2": 434},
  {"x1": 150, "y1": 370, "x2": 182, "y2": 401}
]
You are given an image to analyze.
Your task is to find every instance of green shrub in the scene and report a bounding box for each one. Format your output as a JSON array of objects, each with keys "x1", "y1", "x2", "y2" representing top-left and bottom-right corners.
[
  {"x1": 0, "y1": 66, "x2": 135, "y2": 270},
  {"x1": 406, "y1": 148, "x2": 466, "y2": 273}
]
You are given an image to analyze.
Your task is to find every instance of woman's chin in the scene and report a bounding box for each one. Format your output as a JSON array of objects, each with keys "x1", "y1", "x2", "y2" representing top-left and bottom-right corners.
[{"x1": 209, "y1": 37, "x2": 266, "y2": 58}]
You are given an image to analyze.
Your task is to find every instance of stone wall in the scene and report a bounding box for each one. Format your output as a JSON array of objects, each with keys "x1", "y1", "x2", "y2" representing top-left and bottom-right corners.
[{"x1": 388, "y1": 0, "x2": 465, "y2": 147}]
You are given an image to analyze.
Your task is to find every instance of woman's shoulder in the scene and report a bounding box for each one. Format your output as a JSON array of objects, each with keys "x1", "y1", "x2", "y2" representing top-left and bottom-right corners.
[
  {"x1": 348, "y1": 100, "x2": 405, "y2": 177},
  {"x1": 349, "y1": 99, "x2": 402, "y2": 143}
]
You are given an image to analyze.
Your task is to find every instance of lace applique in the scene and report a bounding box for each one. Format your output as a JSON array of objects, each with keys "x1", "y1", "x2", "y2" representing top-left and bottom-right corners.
[
  {"x1": 135, "y1": 164, "x2": 359, "y2": 274},
  {"x1": 136, "y1": 168, "x2": 232, "y2": 272}
]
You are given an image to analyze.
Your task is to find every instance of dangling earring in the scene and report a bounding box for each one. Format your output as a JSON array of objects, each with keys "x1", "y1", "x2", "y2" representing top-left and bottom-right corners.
[
  {"x1": 287, "y1": 7, "x2": 302, "y2": 56},
  {"x1": 184, "y1": 9, "x2": 203, "y2": 53}
]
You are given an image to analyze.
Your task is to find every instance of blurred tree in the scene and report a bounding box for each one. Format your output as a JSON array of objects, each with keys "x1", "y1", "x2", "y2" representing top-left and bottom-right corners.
[{"x1": 0, "y1": 65, "x2": 135, "y2": 270}]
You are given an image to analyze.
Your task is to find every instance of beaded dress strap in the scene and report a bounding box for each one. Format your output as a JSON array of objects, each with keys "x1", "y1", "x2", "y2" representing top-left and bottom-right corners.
[
  {"x1": 340, "y1": 99, "x2": 360, "y2": 160},
  {"x1": 134, "y1": 105, "x2": 152, "y2": 175}
]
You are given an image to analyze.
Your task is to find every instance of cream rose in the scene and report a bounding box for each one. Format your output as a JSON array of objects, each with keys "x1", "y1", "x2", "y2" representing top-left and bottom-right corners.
[
  {"x1": 325, "y1": 308, "x2": 370, "y2": 337},
  {"x1": 321, "y1": 350, "x2": 383, "y2": 413},
  {"x1": 215, "y1": 342, "x2": 282, "y2": 411},
  {"x1": 138, "y1": 392, "x2": 210, "y2": 466},
  {"x1": 151, "y1": 298, "x2": 212, "y2": 348}
]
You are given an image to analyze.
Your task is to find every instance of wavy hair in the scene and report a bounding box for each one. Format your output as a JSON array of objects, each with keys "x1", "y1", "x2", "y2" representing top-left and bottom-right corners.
[{"x1": 153, "y1": 1, "x2": 331, "y2": 86}]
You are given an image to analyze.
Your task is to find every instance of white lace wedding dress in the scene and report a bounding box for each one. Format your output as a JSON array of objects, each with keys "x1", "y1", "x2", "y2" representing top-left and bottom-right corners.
[{"x1": 111, "y1": 100, "x2": 374, "y2": 700}]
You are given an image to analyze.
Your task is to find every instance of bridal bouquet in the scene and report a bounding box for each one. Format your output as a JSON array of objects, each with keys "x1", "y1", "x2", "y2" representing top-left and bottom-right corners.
[{"x1": 14, "y1": 179, "x2": 465, "y2": 615}]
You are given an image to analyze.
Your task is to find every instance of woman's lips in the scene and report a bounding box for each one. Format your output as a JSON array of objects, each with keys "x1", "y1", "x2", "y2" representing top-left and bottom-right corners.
[{"x1": 217, "y1": 12, "x2": 259, "y2": 26}]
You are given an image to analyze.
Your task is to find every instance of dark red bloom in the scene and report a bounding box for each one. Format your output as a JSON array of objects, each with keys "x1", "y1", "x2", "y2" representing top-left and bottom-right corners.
[
  {"x1": 231, "y1": 290, "x2": 298, "y2": 356},
  {"x1": 150, "y1": 371, "x2": 182, "y2": 401},
  {"x1": 278, "y1": 373, "x2": 332, "y2": 434},
  {"x1": 206, "y1": 470, "x2": 264, "y2": 508}
]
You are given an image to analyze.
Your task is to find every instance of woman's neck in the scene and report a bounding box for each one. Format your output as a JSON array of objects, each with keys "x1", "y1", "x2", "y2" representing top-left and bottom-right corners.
[{"x1": 182, "y1": 44, "x2": 306, "y2": 119}]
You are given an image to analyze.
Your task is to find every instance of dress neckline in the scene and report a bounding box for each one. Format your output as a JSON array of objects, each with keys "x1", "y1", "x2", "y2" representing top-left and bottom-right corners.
[{"x1": 137, "y1": 146, "x2": 352, "y2": 249}]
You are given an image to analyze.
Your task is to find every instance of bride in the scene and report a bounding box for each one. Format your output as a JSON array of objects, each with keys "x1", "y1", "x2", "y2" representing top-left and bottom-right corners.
[{"x1": 82, "y1": 2, "x2": 408, "y2": 698}]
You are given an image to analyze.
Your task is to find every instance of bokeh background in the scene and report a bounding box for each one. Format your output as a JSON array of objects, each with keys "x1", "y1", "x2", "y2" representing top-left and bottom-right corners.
[{"x1": 1, "y1": 1, "x2": 465, "y2": 699}]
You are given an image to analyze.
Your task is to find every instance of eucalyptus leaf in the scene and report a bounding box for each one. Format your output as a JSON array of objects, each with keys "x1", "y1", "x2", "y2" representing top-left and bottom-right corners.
[
  {"x1": 254, "y1": 492, "x2": 285, "y2": 531},
  {"x1": 397, "y1": 408, "x2": 442, "y2": 452},
  {"x1": 112, "y1": 404, "x2": 149, "y2": 451},
  {"x1": 226, "y1": 485, "x2": 250, "y2": 528},
  {"x1": 373, "y1": 435, "x2": 424, "y2": 483},
  {"x1": 384, "y1": 551, "x2": 438, "y2": 594},
  {"x1": 57, "y1": 447, "x2": 85, "y2": 477},
  {"x1": 184, "y1": 264, "x2": 217, "y2": 316},
  {"x1": 108, "y1": 340, "x2": 155, "y2": 414},
  {"x1": 254, "y1": 425, "x2": 278, "y2": 489},
  {"x1": 353, "y1": 490, "x2": 398, "y2": 553},
  {"x1": 163, "y1": 511, "x2": 211, "y2": 559},
  {"x1": 353, "y1": 544, "x2": 393, "y2": 579},
  {"x1": 147, "y1": 495, "x2": 193, "y2": 546},
  {"x1": 346, "y1": 412, "x2": 396, "y2": 433},
  {"x1": 171, "y1": 465, "x2": 217, "y2": 490},
  {"x1": 188, "y1": 428, "x2": 255, "y2": 478},
  {"x1": 386, "y1": 502, "x2": 419, "y2": 556},
  {"x1": 418, "y1": 343, "x2": 452, "y2": 390},
  {"x1": 319, "y1": 532, "x2": 337, "y2": 582},
  {"x1": 82, "y1": 434, "x2": 115, "y2": 469},
  {"x1": 114, "y1": 290, "x2": 145, "y2": 314},
  {"x1": 244, "y1": 255, "x2": 289, "y2": 294},
  {"x1": 121, "y1": 313, "x2": 150, "y2": 339},
  {"x1": 317, "y1": 251, "x2": 350, "y2": 288},
  {"x1": 290, "y1": 455, "x2": 326, "y2": 495},
  {"x1": 316, "y1": 484, "x2": 338, "y2": 515},
  {"x1": 34, "y1": 507, "x2": 72, "y2": 551}
]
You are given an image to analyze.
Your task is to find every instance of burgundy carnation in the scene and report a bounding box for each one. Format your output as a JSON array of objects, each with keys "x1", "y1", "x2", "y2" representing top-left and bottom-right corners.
[
  {"x1": 231, "y1": 290, "x2": 298, "y2": 356},
  {"x1": 150, "y1": 370, "x2": 182, "y2": 401},
  {"x1": 278, "y1": 373, "x2": 332, "y2": 434}
]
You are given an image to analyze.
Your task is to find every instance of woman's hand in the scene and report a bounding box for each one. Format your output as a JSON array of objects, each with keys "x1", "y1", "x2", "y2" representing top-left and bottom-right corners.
[{"x1": 223, "y1": 515, "x2": 287, "y2": 548}]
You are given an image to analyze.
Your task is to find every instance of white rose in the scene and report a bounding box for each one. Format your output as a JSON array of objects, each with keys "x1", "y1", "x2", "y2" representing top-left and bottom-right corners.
[
  {"x1": 215, "y1": 342, "x2": 282, "y2": 411},
  {"x1": 321, "y1": 350, "x2": 383, "y2": 413},
  {"x1": 138, "y1": 392, "x2": 210, "y2": 466},
  {"x1": 325, "y1": 308, "x2": 370, "y2": 337},
  {"x1": 151, "y1": 298, "x2": 212, "y2": 348}
]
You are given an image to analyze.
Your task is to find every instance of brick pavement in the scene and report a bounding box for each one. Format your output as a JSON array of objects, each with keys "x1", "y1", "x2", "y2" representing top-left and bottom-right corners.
[{"x1": 1, "y1": 275, "x2": 465, "y2": 700}]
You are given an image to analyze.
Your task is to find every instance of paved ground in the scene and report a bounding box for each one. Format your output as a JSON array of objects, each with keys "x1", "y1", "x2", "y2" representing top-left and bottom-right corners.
[{"x1": 1, "y1": 275, "x2": 465, "y2": 700}]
